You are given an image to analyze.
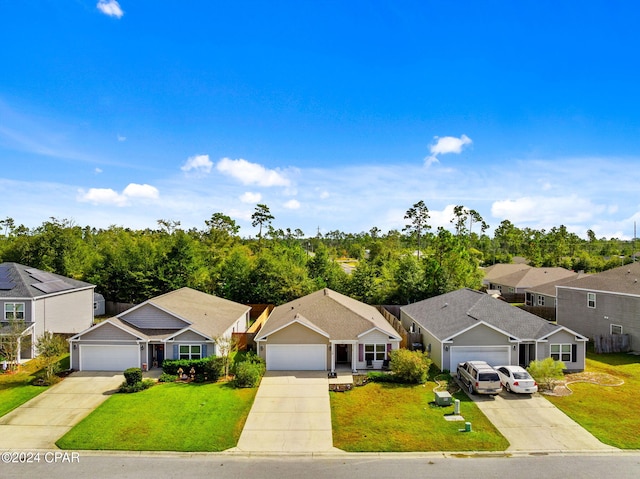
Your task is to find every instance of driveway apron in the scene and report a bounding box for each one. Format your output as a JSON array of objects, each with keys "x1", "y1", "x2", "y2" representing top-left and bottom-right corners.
[
  {"x1": 236, "y1": 371, "x2": 336, "y2": 453},
  {"x1": 0, "y1": 371, "x2": 123, "y2": 449},
  {"x1": 469, "y1": 392, "x2": 617, "y2": 452}
]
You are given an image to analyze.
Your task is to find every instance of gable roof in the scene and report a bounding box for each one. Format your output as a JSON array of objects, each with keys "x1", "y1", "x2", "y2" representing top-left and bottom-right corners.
[
  {"x1": 401, "y1": 288, "x2": 575, "y2": 341},
  {"x1": 525, "y1": 271, "x2": 590, "y2": 297},
  {"x1": 486, "y1": 266, "x2": 577, "y2": 289},
  {"x1": 482, "y1": 263, "x2": 531, "y2": 283},
  {"x1": 119, "y1": 287, "x2": 250, "y2": 339},
  {"x1": 556, "y1": 262, "x2": 640, "y2": 296},
  {"x1": 0, "y1": 262, "x2": 94, "y2": 299},
  {"x1": 256, "y1": 288, "x2": 400, "y2": 342}
]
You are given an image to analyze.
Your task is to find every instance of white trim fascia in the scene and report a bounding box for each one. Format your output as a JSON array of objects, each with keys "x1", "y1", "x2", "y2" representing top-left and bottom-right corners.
[
  {"x1": 538, "y1": 325, "x2": 589, "y2": 342},
  {"x1": 255, "y1": 316, "x2": 330, "y2": 341},
  {"x1": 444, "y1": 320, "x2": 519, "y2": 342},
  {"x1": 118, "y1": 302, "x2": 192, "y2": 327},
  {"x1": 164, "y1": 326, "x2": 213, "y2": 342},
  {"x1": 357, "y1": 326, "x2": 402, "y2": 340},
  {"x1": 69, "y1": 319, "x2": 145, "y2": 341},
  {"x1": 556, "y1": 285, "x2": 640, "y2": 299}
]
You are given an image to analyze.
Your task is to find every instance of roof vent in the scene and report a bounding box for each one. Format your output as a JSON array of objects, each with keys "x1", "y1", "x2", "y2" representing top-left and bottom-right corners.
[{"x1": 443, "y1": 302, "x2": 448, "y2": 308}]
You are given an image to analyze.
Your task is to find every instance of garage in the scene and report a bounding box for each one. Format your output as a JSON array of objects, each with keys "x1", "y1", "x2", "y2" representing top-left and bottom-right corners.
[
  {"x1": 266, "y1": 344, "x2": 327, "y2": 371},
  {"x1": 450, "y1": 345, "x2": 510, "y2": 368},
  {"x1": 79, "y1": 344, "x2": 140, "y2": 371}
]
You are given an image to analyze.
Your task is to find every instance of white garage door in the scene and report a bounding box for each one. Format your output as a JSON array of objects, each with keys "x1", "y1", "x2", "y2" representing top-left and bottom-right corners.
[
  {"x1": 80, "y1": 344, "x2": 140, "y2": 371},
  {"x1": 266, "y1": 344, "x2": 327, "y2": 371},
  {"x1": 450, "y1": 346, "x2": 510, "y2": 368}
]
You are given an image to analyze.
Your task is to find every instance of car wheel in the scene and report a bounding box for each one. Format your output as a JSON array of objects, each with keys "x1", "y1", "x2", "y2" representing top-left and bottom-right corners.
[
  {"x1": 468, "y1": 383, "x2": 474, "y2": 395},
  {"x1": 505, "y1": 383, "x2": 511, "y2": 393},
  {"x1": 457, "y1": 371, "x2": 461, "y2": 380}
]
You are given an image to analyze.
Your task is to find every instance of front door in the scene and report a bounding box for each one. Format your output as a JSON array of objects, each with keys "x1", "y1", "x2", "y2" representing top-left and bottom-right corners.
[
  {"x1": 336, "y1": 344, "x2": 348, "y2": 363},
  {"x1": 154, "y1": 344, "x2": 165, "y2": 367}
]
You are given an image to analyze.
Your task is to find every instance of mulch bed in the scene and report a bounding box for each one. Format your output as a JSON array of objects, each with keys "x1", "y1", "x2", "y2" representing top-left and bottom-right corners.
[{"x1": 544, "y1": 371, "x2": 624, "y2": 396}]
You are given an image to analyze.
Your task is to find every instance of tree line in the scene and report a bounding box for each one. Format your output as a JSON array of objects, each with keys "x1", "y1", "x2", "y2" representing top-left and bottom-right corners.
[{"x1": 0, "y1": 203, "x2": 635, "y2": 306}]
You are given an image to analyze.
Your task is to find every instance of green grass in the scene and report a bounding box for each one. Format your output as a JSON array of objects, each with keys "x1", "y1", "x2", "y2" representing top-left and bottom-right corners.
[
  {"x1": 330, "y1": 382, "x2": 509, "y2": 452},
  {"x1": 56, "y1": 381, "x2": 257, "y2": 451},
  {"x1": 0, "y1": 354, "x2": 69, "y2": 417},
  {"x1": 545, "y1": 351, "x2": 640, "y2": 449}
]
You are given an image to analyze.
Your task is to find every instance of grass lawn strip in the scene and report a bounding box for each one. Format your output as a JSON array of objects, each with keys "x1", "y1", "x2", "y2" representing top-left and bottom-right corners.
[
  {"x1": 545, "y1": 352, "x2": 640, "y2": 449},
  {"x1": 330, "y1": 382, "x2": 508, "y2": 452},
  {"x1": 56, "y1": 381, "x2": 257, "y2": 452}
]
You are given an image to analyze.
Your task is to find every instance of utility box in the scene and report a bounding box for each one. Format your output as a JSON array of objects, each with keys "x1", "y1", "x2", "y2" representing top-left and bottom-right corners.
[{"x1": 435, "y1": 390, "x2": 452, "y2": 406}]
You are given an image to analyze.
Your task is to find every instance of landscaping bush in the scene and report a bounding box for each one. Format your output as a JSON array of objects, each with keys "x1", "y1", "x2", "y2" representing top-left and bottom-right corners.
[
  {"x1": 366, "y1": 371, "x2": 403, "y2": 383},
  {"x1": 162, "y1": 358, "x2": 210, "y2": 376},
  {"x1": 118, "y1": 379, "x2": 155, "y2": 393},
  {"x1": 158, "y1": 373, "x2": 177, "y2": 383},
  {"x1": 527, "y1": 357, "x2": 565, "y2": 391},
  {"x1": 233, "y1": 360, "x2": 265, "y2": 388},
  {"x1": 389, "y1": 349, "x2": 432, "y2": 384},
  {"x1": 123, "y1": 367, "x2": 143, "y2": 386},
  {"x1": 205, "y1": 357, "x2": 224, "y2": 382}
]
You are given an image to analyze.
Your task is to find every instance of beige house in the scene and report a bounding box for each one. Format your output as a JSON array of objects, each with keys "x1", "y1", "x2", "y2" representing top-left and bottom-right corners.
[
  {"x1": 483, "y1": 264, "x2": 577, "y2": 302},
  {"x1": 0, "y1": 262, "x2": 95, "y2": 361},
  {"x1": 69, "y1": 287, "x2": 250, "y2": 371},
  {"x1": 255, "y1": 288, "x2": 401, "y2": 372}
]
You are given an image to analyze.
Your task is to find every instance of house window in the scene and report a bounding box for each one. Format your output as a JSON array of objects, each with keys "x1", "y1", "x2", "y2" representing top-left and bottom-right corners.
[
  {"x1": 364, "y1": 344, "x2": 386, "y2": 361},
  {"x1": 179, "y1": 344, "x2": 201, "y2": 360},
  {"x1": 611, "y1": 324, "x2": 623, "y2": 335},
  {"x1": 508, "y1": 287, "x2": 515, "y2": 293},
  {"x1": 537, "y1": 295, "x2": 545, "y2": 306},
  {"x1": 587, "y1": 292, "x2": 596, "y2": 308},
  {"x1": 550, "y1": 344, "x2": 572, "y2": 362},
  {"x1": 4, "y1": 303, "x2": 25, "y2": 320}
]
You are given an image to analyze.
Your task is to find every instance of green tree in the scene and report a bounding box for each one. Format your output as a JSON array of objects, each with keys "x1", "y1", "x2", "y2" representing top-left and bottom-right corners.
[
  {"x1": 527, "y1": 357, "x2": 565, "y2": 391},
  {"x1": 389, "y1": 349, "x2": 432, "y2": 384},
  {"x1": 251, "y1": 204, "x2": 274, "y2": 242},
  {"x1": 403, "y1": 201, "x2": 430, "y2": 259},
  {"x1": 36, "y1": 332, "x2": 68, "y2": 383}
]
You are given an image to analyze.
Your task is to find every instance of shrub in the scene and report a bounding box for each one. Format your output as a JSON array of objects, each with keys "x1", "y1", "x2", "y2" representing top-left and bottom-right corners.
[
  {"x1": 233, "y1": 360, "x2": 265, "y2": 388},
  {"x1": 367, "y1": 371, "x2": 403, "y2": 383},
  {"x1": 118, "y1": 379, "x2": 155, "y2": 393},
  {"x1": 205, "y1": 357, "x2": 224, "y2": 382},
  {"x1": 123, "y1": 367, "x2": 143, "y2": 386},
  {"x1": 389, "y1": 349, "x2": 432, "y2": 384},
  {"x1": 162, "y1": 358, "x2": 210, "y2": 376},
  {"x1": 527, "y1": 357, "x2": 565, "y2": 391},
  {"x1": 158, "y1": 373, "x2": 177, "y2": 383}
]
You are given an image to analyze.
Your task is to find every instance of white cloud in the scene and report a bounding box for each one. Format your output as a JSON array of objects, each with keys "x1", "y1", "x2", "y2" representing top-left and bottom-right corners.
[
  {"x1": 283, "y1": 199, "x2": 301, "y2": 210},
  {"x1": 425, "y1": 134, "x2": 472, "y2": 166},
  {"x1": 117, "y1": 134, "x2": 126, "y2": 142},
  {"x1": 491, "y1": 195, "x2": 602, "y2": 225},
  {"x1": 216, "y1": 157, "x2": 290, "y2": 187},
  {"x1": 319, "y1": 190, "x2": 330, "y2": 199},
  {"x1": 122, "y1": 183, "x2": 159, "y2": 199},
  {"x1": 240, "y1": 192, "x2": 262, "y2": 203},
  {"x1": 97, "y1": 0, "x2": 124, "y2": 18},
  {"x1": 94, "y1": 168, "x2": 103, "y2": 174},
  {"x1": 181, "y1": 154, "x2": 213, "y2": 174},
  {"x1": 78, "y1": 183, "x2": 159, "y2": 206}
]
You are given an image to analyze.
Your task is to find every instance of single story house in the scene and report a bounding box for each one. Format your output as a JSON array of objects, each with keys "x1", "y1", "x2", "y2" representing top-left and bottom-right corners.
[
  {"x1": 255, "y1": 288, "x2": 402, "y2": 372},
  {"x1": 0, "y1": 262, "x2": 95, "y2": 361},
  {"x1": 400, "y1": 288, "x2": 587, "y2": 372},
  {"x1": 483, "y1": 264, "x2": 577, "y2": 302},
  {"x1": 69, "y1": 287, "x2": 250, "y2": 371},
  {"x1": 557, "y1": 262, "x2": 640, "y2": 351}
]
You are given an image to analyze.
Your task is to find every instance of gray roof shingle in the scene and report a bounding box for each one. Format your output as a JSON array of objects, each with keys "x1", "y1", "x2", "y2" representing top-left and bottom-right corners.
[
  {"x1": 556, "y1": 262, "x2": 640, "y2": 296},
  {"x1": 0, "y1": 262, "x2": 94, "y2": 299}
]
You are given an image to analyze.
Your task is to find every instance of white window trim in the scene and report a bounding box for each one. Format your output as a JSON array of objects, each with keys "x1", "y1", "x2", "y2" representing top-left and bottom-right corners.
[
  {"x1": 550, "y1": 343, "x2": 572, "y2": 363},
  {"x1": 364, "y1": 343, "x2": 387, "y2": 361},
  {"x1": 178, "y1": 344, "x2": 201, "y2": 360},
  {"x1": 610, "y1": 324, "x2": 623, "y2": 335},
  {"x1": 4, "y1": 302, "x2": 25, "y2": 320},
  {"x1": 587, "y1": 292, "x2": 596, "y2": 308},
  {"x1": 537, "y1": 295, "x2": 545, "y2": 306}
]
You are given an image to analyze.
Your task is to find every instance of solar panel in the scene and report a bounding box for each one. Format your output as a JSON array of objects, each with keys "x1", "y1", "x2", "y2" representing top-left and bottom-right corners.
[
  {"x1": 27, "y1": 270, "x2": 58, "y2": 283},
  {"x1": 0, "y1": 281, "x2": 15, "y2": 290},
  {"x1": 31, "y1": 280, "x2": 74, "y2": 294}
]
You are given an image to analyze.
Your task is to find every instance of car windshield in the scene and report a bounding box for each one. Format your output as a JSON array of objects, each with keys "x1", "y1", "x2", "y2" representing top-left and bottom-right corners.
[
  {"x1": 512, "y1": 371, "x2": 531, "y2": 380},
  {"x1": 479, "y1": 372, "x2": 499, "y2": 381}
]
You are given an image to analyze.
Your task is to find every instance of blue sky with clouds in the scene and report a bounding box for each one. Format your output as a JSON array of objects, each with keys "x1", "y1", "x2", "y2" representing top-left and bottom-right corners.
[{"x1": 2, "y1": 1, "x2": 640, "y2": 238}]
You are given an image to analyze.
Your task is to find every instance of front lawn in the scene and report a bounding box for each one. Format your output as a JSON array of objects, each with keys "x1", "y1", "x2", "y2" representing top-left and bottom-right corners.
[
  {"x1": 0, "y1": 354, "x2": 69, "y2": 417},
  {"x1": 56, "y1": 381, "x2": 257, "y2": 451},
  {"x1": 545, "y1": 351, "x2": 640, "y2": 449},
  {"x1": 330, "y1": 382, "x2": 509, "y2": 452}
]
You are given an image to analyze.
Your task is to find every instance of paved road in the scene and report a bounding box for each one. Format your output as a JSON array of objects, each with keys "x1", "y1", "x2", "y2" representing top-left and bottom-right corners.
[
  {"x1": 0, "y1": 372, "x2": 123, "y2": 449},
  {"x1": 468, "y1": 389, "x2": 616, "y2": 452},
  {"x1": 2, "y1": 451, "x2": 639, "y2": 479},
  {"x1": 235, "y1": 371, "x2": 336, "y2": 453}
]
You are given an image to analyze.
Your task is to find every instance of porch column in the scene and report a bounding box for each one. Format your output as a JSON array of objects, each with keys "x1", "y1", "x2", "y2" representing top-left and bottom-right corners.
[
  {"x1": 351, "y1": 343, "x2": 358, "y2": 373},
  {"x1": 330, "y1": 342, "x2": 335, "y2": 373}
]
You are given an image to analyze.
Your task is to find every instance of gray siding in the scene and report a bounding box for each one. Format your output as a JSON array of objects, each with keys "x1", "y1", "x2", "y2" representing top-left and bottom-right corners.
[
  {"x1": 0, "y1": 299, "x2": 33, "y2": 322},
  {"x1": 121, "y1": 304, "x2": 188, "y2": 329},
  {"x1": 172, "y1": 330, "x2": 209, "y2": 342},
  {"x1": 558, "y1": 288, "x2": 640, "y2": 351},
  {"x1": 78, "y1": 322, "x2": 139, "y2": 340}
]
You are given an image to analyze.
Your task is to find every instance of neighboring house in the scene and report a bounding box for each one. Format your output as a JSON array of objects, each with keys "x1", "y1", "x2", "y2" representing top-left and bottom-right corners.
[
  {"x1": 484, "y1": 265, "x2": 577, "y2": 302},
  {"x1": 69, "y1": 287, "x2": 250, "y2": 371},
  {"x1": 0, "y1": 262, "x2": 95, "y2": 361},
  {"x1": 255, "y1": 288, "x2": 402, "y2": 372},
  {"x1": 400, "y1": 288, "x2": 587, "y2": 372},
  {"x1": 524, "y1": 272, "x2": 589, "y2": 312},
  {"x1": 557, "y1": 262, "x2": 640, "y2": 351}
]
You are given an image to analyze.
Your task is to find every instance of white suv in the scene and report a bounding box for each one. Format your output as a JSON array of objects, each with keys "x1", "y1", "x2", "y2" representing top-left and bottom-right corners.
[{"x1": 456, "y1": 360, "x2": 502, "y2": 395}]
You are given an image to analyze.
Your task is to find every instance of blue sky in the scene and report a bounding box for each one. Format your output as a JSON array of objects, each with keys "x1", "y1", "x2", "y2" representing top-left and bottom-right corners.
[{"x1": 2, "y1": 1, "x2": 640, "y2": 239}]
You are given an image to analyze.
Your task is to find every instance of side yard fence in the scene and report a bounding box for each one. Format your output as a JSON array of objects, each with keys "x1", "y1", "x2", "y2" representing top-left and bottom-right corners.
[{"x1": 593, "y1": 334, "x2": 631, "y2": 353}]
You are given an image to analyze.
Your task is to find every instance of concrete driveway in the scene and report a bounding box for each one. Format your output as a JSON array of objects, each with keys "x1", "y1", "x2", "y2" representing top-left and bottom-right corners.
[
  {"x1": 0, "y1": 371, "x2": 123, "y2": 449},
  {"x1": 236, "y1": 371, "x2": 337, "y2": 453},
  {"x1": 469, "y1": 391, "x2": 617, "y2": 452}
]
